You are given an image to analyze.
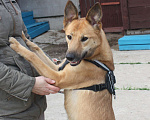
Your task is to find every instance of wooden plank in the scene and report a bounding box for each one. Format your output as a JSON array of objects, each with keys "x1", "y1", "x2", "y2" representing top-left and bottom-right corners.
[
  {"x1": 102, "y1": 5, "x2": 123, "y2": 28},
  {"x1": 128, "y1": 2, "x2": 150, "y2": 29},
  {"x1": 127, "y1": 0, "x2": 150, "y2": 29},
  {"x1": 128, "y1": 0, "x2": 150, "y2": 7},
  {"x1": 129, "y1": 7, "x2": 150, "y2": 21},
  {"x1": 79, "y1": 0, "x2": 87, "y2": 17},
  {"x1": 23, "y1": 19, "x2": 35, "y2": 26},
  {"x1": 22, "y1": 11, "x2": 35, "y2": 26},
  {"x1": 119, "y1": 33, "x2": 150, "y2": 51},
  {"x1": 28, "y1": 23, "x2": 50, "y2": 39},
  {"x1": 95, "y1": 0, "x2": 100, "y2": 3},
  {"x1": 86, "y1": 0, "x2": 91, "y2": 10},
  {"x1": 130, "y1": 15, "x2": 150, "y2": 22},
  {"x1": 22, "y1": 11, "x2": 33, "y2": 18},
  {"x1": 104, "y1": 27, "x2": 123, "y2": 33},
  {"x1": 129, "y1": 6, "x2": 150, "y2": 15},
  {"x1": 127, "y1": 29, "x2": 150, "y2": 35},
  {"x1": 79, "y1": 0, "x2": 101, "y2": 17},
  {"x1": 130, "y1": 20, "x2": 150, "y2": 29},
  {"x1": 91, "y1": 0, "x2": 94, "y2": 6},
  {"x1": 26, "y1": 22, "x2": 48, "y2": 33},
  {"x1": 120, "y1": 0, "x2": 129, "y2": 30},
  {"x1": 101, "y1": 2, "x2": 120, "y2": 6},
  {"x1": 101, "y1": 0, "x2": 119, "y2": 2},
  {"x1": 119, "y1": 34, "x2": 150, "y2": 40},
  {"x1": 79, "y1": 0, "x2": 123, "y2": 33},
  {"x1": 119, "y1": 41, "x2": 150, "y2": 46},
  {"x1": 22, "y1": 16, "x2": 34, "y2": 21},
  {"x1": 119, "y1": 45, "x2": 150, "y2": 51},
  {"x1": 119, "y1": 39, "x2": 150, "y2": 45}
]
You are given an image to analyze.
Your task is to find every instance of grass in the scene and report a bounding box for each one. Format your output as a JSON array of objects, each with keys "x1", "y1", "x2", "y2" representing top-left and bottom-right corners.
[
  {"x1": 119, "y1": 62, "x2": 142, "y2": 65},
  {"x1": 115, "y1": 62, "x2": 150, "y2": 65},
  {"x1": 115, "y1": 87, "x2": 150, "y2": 91}
]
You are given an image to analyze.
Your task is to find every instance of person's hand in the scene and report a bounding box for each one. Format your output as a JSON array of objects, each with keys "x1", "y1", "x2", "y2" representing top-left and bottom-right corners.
[{"x1": 32, "y1": 76, "x2": 60, "y2": 95}]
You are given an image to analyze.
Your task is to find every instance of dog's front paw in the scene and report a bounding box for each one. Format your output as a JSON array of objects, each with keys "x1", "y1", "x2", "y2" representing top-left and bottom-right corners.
[{"x1": 9, "y1": 37, "x2": 20, "y2": 52}]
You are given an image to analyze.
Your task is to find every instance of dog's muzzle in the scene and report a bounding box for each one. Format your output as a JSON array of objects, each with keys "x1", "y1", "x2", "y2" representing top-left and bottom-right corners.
[{"x1": 66, "y1": 52, "x2": 87, "y2": 66}]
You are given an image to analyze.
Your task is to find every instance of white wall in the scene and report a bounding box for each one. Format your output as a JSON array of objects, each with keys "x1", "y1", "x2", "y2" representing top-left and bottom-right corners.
[{"x1": 18, "y1": 0, "x2": 80, "y2": 30}]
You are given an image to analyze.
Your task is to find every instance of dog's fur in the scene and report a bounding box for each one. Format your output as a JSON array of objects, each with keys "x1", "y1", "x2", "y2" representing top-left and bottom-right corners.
[{"x1": 9, "y1": 1, "x2": 115, "y2": 120}]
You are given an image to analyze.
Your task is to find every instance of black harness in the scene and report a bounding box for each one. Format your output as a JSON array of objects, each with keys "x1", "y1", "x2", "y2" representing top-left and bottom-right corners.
[{"x1": 58, "y1": 59, "x2": 116, "y2": 98}]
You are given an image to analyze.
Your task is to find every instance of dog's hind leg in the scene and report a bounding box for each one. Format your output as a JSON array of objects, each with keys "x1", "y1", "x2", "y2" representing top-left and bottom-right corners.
[{"x1": 21, "y1": 31, "x2": 58, "y2": 71}]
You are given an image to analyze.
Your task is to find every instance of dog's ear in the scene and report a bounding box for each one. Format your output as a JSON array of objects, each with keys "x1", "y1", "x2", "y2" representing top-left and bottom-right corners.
[
  {"x1": 63, "y1": 0, "x2": 78, "y2": 29},
  {"x1": 86, "y1": 3, "x2": 103, "y2": 30}
]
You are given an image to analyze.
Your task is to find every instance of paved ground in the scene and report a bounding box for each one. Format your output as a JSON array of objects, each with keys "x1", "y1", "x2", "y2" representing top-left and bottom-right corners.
[{"x1": 33, "y1": 31, "x2": 150, "y2": 120}]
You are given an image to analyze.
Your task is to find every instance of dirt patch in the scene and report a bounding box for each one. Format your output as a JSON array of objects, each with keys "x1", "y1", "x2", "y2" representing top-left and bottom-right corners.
[
  {"x1": 106, "y1": 33, "x2": 123, "y2": 51},
  {"x1": 43, "y1": 44, "x2": 67, "y2": 60}
]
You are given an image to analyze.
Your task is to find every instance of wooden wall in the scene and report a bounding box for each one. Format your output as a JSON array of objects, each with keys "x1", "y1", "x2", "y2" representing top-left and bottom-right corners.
[
  {"x1": 79, "y1": 0, "x2": 123, "y2": 32},
  {"x1": 101, "y1": 0, "x2": 123, "y2": 29},
  {"x1": 79, "y1": 0, "x2": 100, "y2": 18},
  {"x1": 127, "y1": 0, "x2": 150, "y2": 29},
  {"x1": 80, "y1": 0, "x2": 150, "y2": 32}
]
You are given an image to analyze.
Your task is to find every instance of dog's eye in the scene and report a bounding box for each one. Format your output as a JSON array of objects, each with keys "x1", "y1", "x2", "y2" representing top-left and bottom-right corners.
[
  {"x1": 67, "y1": 35, "x2": 72, "y2": 40},
  {"x1": 81, "y1": 37, "x2": 88, "y2": 42}
]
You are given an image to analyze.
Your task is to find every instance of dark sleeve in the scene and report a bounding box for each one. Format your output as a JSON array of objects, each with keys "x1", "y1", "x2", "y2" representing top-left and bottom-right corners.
[{"x1": 0, "y1": 62, "x2": 35, "y2": 101}]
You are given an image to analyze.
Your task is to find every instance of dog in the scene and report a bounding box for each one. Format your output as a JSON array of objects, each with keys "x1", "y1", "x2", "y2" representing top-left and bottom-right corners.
[{"x1": 9, "y1": 1, "x2": 116, "y2": 120}]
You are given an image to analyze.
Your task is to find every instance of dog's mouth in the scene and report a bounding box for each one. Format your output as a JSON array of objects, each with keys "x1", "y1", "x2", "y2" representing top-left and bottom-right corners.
[
  {"x1": 67, "y1": 51, "x2": 87, "y2": 66},
  {"x1": 70, "y1": 60, "x2": 81, "y2": 66}
]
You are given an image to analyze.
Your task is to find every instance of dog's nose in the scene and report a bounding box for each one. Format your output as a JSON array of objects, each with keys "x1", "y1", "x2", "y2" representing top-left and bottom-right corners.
[{"x1": 66, "y1": 53, "x2": 75, "y2": 61}]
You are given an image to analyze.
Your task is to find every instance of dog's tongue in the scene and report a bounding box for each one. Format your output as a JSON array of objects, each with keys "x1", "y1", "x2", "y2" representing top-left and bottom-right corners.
[
  {"x1": 70, "y1": 60, "x2": 81, "y2": 66},
  {"x1": 71, "y1": 61, "x2": 78, "y2": 64}
]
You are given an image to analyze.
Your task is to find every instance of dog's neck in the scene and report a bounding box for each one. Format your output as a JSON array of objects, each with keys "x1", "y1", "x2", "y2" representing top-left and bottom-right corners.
[{"x1": 90, "y1": 29, "x2": 114, "y2": 71}]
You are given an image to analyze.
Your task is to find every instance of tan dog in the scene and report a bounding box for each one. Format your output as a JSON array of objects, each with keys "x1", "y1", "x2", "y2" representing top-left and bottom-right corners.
[{"x1": 9, "y1": 1, "x2": 115, "y2": 120}]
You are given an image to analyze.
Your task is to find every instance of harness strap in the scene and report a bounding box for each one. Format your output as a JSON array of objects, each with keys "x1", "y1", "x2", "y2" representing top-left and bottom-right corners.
[
  {"x1": 83, "y1": 59, "x2": 116, "y2": 96},
  {"x1": 58, "y1": 59, "x2": 116, "y2": 97},
  {"x1": 79, "y1": 83, "x2": 107, "y2": 92},
  {"x1": 58, "y1": 60, "x2": 69, "y2": 71},
  {"x1": 84, "y1": 59, "x2": 110, "y2": 72}
]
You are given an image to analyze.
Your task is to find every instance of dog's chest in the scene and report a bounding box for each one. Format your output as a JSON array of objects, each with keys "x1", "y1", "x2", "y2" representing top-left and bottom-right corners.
[
  {"x1": 64, "y1": 90, "x2": 95, "y2": 120},
  {"x1": 64, "y1": 90, "x2": 114, "y2": 120},
  {"x1": 64, "y1": 90, "x2": 78, "y2": 107}
]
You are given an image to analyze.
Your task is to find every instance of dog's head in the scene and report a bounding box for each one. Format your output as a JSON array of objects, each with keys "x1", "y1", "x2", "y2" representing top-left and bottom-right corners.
[{"x1": 63, "y1": 1, "x2": 104, "y2": 66}]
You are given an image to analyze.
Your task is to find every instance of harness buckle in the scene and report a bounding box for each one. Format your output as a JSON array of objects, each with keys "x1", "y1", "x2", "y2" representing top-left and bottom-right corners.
[
  {"x1": 106, "y1": 71, "x2": 116, "y2": 97},
  {"x1": 94, "y1": 84, "x2": 106, "y2": 92},
  {"x1": 94, "y1": 85, "x2": 100, "y2": 92}
]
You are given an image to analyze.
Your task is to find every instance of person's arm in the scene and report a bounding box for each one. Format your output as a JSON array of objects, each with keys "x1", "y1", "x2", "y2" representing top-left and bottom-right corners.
[
  {"x1": 33, "y1": 76, "x2": 60, "y2": 95},
  {"x1": 0, "y1": 62, "x2": 35, "y2": 101},
  {"x1": 0, "y1": 62, "x2": 60, "y2": 101}
]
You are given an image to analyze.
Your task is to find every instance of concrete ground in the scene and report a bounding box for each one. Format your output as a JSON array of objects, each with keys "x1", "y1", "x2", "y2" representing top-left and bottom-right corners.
[{"x1": 33, "y1": 31, "x2": 150, "y2": 120}]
